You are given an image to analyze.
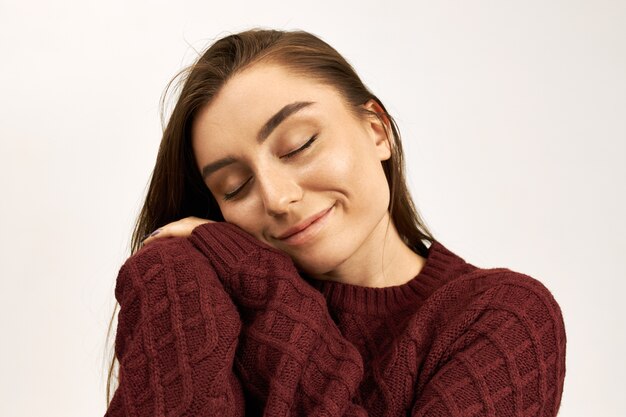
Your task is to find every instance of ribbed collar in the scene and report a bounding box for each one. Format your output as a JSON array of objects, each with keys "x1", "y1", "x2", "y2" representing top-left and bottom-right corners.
[{"x1": 301, "y1": 240, "x2": 475, "y2": 316}]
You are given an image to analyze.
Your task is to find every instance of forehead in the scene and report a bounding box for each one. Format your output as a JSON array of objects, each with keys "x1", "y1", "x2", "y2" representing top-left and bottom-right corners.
[{"x1": 192, "y1": 64, "x2": 346, "y2": 143}]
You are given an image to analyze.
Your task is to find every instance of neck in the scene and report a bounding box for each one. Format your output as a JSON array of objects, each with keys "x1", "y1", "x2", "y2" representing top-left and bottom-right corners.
[{"x1": 308, "y1": 212, "x2": 426, "y2": 288}]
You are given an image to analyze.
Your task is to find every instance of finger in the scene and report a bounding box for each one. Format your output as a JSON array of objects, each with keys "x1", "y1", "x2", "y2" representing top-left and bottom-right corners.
[
  {"x1": 141, "y1": 223, "x2": 191, "y2": 246},
  {"x1": 141, "y1": 228, "x2": 170, "y2": 246},
  {"x1": 141, "y1": 217, "x2": 214, "y2": 247},
  {"x1": 163, "y1": 218, "x2": 213, "y2": 237},
  {"x1": 141, "y1": 228, "x2": 161, "y2": 240}
]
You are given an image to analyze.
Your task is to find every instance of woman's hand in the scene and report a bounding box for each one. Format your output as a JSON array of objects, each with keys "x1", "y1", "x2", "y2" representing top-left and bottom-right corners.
[{"x1": 141, "y1": 216, "x2": 213, "y2": 246}]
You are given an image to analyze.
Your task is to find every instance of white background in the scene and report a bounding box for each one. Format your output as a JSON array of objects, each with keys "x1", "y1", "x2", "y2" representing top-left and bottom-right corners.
[{"x1": 1, "y1": 1, "x2": 624, "y2": 416}]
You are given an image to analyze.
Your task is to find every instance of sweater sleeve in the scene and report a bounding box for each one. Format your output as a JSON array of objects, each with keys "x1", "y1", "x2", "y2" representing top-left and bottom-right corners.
[
  {"x1": 105, "y1": 237, "x2": 245, "y2": 417},
  {"x1": 410, "y1": 273, "x2": 567, "y2": 417},
  {"x1": 189, "y1": 222, "x2": 369, "y2": 416}
]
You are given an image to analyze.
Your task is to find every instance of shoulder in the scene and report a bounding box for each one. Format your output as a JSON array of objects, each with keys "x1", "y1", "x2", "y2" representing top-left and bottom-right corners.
[
  {"x1": 437, "y1": 267, "x2": 567, "y2": 368},
  {"x1": 422, "y1": 265, "x2": 567, "y2": 361},
  {"x1": 481, "y1": 269, "x2": 567, "y2": 348},
  {"x1": 422, "y1": 266, "x2": 566, "y2": 349},
  {"x1": 461, "y1": 267, "x2": 564, "y2": 321},
  {"x1": 412, "y1": 267, "x2": 567, "y2": 415},
  {"x1": 436, "y1": 264, "x2": 563, "y2": 314}
]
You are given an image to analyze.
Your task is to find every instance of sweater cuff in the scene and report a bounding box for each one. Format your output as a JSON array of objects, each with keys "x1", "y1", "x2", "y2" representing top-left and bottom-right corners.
[{"x1": 188, "y1": 221, "x2": 289, "y2": 274}]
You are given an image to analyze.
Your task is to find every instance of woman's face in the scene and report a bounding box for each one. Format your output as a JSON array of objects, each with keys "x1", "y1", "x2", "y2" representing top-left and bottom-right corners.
[{"x1": 191, "y1": 63, "x2": 392, "y2": 276}]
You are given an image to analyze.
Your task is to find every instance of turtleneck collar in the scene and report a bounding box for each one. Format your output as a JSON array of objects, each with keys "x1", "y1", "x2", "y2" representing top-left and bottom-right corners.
[{"x1": 301, "y1": 240, "x2": 475, "y2": 316}]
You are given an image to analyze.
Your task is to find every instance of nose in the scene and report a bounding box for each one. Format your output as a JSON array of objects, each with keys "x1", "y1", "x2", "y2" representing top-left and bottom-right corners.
[{"x1": 257, "y1": 165, "x2": 303, "y2": 217}]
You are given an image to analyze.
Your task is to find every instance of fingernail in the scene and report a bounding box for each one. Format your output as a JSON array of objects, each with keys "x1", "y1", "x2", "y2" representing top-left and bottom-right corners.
[{"x1": 141, "y1": 229, "x2": 161, "y2": 241}]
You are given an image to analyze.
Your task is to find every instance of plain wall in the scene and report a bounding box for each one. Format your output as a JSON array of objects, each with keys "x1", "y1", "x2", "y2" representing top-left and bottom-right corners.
[{"x1": 1, "y1": 1, "x2": 624, "y2": 415}]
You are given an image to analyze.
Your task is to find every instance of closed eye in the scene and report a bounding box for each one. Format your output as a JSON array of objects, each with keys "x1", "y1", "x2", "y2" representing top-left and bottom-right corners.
[
  {"x1": 282, "y1": 134, "x2": 318, "y2": 159},
  {"x1": 223, "y1": 177, "x2": 252, "y2": 201},
  {"x1": 222, "y1": 134, "x2": 319, "y2": 201}
]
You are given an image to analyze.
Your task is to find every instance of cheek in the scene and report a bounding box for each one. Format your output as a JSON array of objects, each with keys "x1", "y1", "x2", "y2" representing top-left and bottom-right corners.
[
  {"x1": 309, "y1": 148, "x2": 354, "y2": 191},
  {"x1": 309, "y1": 135, "x2": 386, "y2": 209}
]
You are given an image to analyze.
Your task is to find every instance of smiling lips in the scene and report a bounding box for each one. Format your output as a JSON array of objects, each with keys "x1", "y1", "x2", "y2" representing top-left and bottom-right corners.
[{"x1": 276, "y1": 204, "x2": 334, "y2": 244}]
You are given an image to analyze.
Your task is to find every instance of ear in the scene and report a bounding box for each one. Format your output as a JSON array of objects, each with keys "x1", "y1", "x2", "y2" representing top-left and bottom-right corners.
[{"x1": 362, "y1": 99, "x2": 392, "y2": 161}]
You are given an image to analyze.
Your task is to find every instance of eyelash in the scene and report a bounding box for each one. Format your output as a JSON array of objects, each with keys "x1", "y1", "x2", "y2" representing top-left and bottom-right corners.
[{"x1": 222, "y1": 134, "x2": 319, "y2": 201}]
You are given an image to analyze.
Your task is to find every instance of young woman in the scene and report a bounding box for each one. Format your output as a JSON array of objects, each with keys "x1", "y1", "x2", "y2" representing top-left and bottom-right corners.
[{"x1": 105, "y1": 29, "x2": 566, "y2": 417}]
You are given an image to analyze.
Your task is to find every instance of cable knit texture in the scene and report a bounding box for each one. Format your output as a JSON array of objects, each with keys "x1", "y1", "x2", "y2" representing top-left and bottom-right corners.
[{"x1": 105, "y1": 222, "x2": 566, "y2": 417}]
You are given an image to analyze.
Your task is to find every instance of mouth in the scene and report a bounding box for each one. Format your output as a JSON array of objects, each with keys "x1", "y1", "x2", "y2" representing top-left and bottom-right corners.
[{"x1": 276, "y1": 204, "x2": 335, "y2": 245}]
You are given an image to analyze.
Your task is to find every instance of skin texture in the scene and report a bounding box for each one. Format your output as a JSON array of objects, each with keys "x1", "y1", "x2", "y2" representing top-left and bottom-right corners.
[{"x1": 150, "y1": 63, "x2": 425, "y2": 288}]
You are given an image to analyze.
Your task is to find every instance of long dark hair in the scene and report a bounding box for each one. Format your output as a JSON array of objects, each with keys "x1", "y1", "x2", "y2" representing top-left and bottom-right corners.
[{"x1": 107, "y1": 28, "x2": 435, "y2": 404}]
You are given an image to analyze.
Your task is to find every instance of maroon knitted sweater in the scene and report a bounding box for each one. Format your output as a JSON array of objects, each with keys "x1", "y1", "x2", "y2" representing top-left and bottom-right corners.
[{"x1": 105, "y1": 222, "x2": 566, "y2": 417}]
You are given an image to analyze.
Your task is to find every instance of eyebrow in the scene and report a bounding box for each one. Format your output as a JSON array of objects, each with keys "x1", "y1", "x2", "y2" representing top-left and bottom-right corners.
[{"x1": 201, "y1": 101, "x2": 315, "y2": 180}]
